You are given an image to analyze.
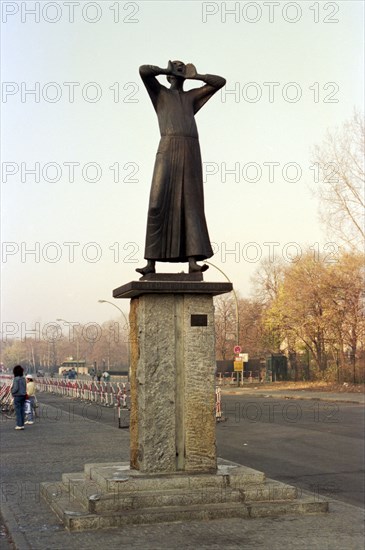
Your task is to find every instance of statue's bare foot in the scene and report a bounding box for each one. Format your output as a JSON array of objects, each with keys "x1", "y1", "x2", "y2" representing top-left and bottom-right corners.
[
  {"x1": 136, "y1": 261, "x2": 155, "y2": 275},
  {"x1": 188, "y1": 259, "x2": 209, "y2": 273}
]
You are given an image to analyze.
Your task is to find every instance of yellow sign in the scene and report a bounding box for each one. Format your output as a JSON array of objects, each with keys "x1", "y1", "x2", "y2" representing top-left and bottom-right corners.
[{"x1": 234, "y1": 361, "x2": 243, "y2": 372}]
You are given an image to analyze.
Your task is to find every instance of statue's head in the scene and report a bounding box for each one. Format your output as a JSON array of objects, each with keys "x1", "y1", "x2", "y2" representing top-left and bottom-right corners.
[{"x1": 167, "y1": 60, "x2": 186, "y2": 85}]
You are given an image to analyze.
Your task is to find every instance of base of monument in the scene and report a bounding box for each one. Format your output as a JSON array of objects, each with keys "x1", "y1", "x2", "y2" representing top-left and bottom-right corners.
[{"x1": 40, "y1": 458, "x2": 328, "y2": 531}]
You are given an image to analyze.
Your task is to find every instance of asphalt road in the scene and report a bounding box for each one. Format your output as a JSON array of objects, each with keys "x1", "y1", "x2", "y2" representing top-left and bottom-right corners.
[
  {"x1": 217, "y1": 394, "x2": 365, "y2": 508},
  {"x1": 36, "y1": 393, "x2": 364, "y2": 508}
]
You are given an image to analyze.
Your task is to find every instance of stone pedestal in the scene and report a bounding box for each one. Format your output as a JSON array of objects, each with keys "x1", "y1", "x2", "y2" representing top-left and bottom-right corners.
[
  {"x1": 40, "y1": 274, "x2": 329, "y2": 530},
  {"x1": 41, "y1": 459, "x2": 329, "y2": 531},
  {"x1": 113, "y1": 275, "x2": 232, "y2": 474}
]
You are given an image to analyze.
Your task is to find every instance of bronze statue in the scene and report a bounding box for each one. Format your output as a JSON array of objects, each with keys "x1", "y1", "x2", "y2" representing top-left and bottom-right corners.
[{"x1": 136, "y1": 61, "x2": 226, "y2": 275}]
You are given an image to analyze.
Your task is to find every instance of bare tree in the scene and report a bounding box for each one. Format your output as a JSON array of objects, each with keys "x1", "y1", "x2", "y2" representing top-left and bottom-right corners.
[
  {"x1": 326, "y1": 252, "x2": 365, "y2": 377},
  {"x1": 214, "y1": 295, "x2": 236, "y2": 360},
  {"x1": 237, "y1": 298, "x2": 267, "y2": 357},
  {"x1": 312, "y1": 109, "x2": 365, "y2": 249},
  {"x1": 252, "y1": 257, "x2": 285, "y2": 306}
]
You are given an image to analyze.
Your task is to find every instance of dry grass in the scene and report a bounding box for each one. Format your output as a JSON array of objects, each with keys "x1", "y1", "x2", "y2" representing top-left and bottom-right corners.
[{"x1": 255, "y1": 381, "x2": 365, "y2": 394}]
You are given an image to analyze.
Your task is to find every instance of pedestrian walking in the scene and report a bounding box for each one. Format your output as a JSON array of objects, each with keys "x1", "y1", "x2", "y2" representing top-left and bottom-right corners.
[
  {"x1": 25, "y1": 374, "x2": 36, "y2": 425},
  {"x1": 68, "y1": 368, "x2": 76, "y2": 380},
  {"x1": 11, "y1": 365, "x2": 27, "y2": 430}
]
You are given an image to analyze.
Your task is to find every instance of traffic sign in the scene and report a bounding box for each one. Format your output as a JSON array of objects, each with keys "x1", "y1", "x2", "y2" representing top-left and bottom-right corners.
[
  {"x1": 239, "y1": 353, "x2": 249, "y2": 362},
  {"x1": 234, "y1": 345, "x2": 241, "y2": 354},
  {"x1": 234, "y1": 361, "x2": 243, "y2": 372}
]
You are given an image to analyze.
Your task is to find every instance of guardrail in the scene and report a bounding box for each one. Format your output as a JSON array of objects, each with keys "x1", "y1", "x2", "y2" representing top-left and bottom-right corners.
[
  {"x1": 0, "y1": 382, "x2": 12, "y2": 409},
  {"x1": 1, "y1": 375, "x2": 223, "y2": 424},
  {"x1": 0, "y1": 375, "x2": 131, "y2": 426},
  {"x1": 35, "y1": 378, "x2": 131, "y2": 409},
  {"x1": 216, "y1": 373, "x2": 263, "y2": 385}
]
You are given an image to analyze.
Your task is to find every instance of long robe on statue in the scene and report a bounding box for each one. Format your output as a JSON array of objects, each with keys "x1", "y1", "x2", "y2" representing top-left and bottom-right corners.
[{"x1": 140, "y1": 69, "x2": 222, "y2": 262}]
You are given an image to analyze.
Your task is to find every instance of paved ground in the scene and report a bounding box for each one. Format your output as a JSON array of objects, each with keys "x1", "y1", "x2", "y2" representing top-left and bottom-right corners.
[{"x1": 1, "y1": 391, "x2": 364, "y2": 549}]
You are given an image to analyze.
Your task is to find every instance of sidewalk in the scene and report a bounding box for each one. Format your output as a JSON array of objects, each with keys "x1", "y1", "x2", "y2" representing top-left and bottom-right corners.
[
  {"x1": 220, "y1": 385, "x2": 365, "y2": 404},
  {"x1": 1, "y1": 397, "x2": 364, "y2": 550}
]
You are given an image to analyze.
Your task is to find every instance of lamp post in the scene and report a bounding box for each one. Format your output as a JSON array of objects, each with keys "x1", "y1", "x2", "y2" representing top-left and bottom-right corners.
[
  {"x1": 335, "y1": 347, "x2": 340, "y2": 383},
  {"x1": 205, "y1": 262, "x2": 239, "y2": 345},
  {"x1": 205, "y1": 261, "x2": 241, "y2": 385},
  {"x1": 98, "y1": 300, "x2": 130, "y2": 374}
]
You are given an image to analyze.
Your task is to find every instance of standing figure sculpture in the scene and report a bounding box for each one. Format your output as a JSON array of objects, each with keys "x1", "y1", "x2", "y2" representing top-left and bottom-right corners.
[{"x1": 136, "y1": 61, "x2": 226, "y2": 275}]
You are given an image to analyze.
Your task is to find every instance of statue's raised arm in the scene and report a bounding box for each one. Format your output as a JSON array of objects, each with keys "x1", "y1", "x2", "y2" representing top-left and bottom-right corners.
[
  {"x1": 139, "y1": 62, "x2": 173, "y2": 107},
  {"x1": 184, "y1": 63, "x2": 226, "y2": 113}
]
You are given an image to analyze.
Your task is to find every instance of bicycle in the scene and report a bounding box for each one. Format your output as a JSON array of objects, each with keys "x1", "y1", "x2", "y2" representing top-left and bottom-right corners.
[{"x1": 0, "y1": 389, "x2": 15, "y2": 419}]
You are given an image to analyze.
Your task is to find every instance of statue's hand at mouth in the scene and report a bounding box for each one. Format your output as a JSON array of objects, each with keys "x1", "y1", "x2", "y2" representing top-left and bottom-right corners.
[{"x1": 184, "y1": 63, "x2": 198, "y2": 79}]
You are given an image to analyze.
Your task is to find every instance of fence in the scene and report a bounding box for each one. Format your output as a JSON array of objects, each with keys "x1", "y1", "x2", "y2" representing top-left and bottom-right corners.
[
  {"x1": 0, "y1": 381, "x2": 12, "y2": 409},
  {"x1": 1, "y1": 376, "x2": 222, "y2": 422},
  {"x1": 216, "y1": 372, "x2": 261, "y2": 385},
  {"x1": 35, "y1": 378, "x2": 131, "y2": 409}
]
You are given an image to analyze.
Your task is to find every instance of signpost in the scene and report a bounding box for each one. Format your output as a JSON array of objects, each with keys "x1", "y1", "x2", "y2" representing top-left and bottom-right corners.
[
  {"x1": 233, "y1": 348, "x2": 249, "y2": 386},
  {"x1": 234, "y1": 360, "x2": 243, "y2": 372}
]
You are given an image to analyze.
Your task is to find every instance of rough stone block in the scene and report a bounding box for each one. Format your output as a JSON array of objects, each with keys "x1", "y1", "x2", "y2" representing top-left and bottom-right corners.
[{"x1": 129, "y1": 293, "x2": 217, "y2": 473}]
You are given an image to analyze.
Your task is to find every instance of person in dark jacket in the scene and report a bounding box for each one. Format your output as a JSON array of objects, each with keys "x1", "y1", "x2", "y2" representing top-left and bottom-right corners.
[{"x1": 11, "y1": 365, "x2": 27, "y2": 430}]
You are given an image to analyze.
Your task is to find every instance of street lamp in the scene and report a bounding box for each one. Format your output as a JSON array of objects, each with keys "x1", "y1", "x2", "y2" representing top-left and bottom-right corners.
[
  {"x1": 97, "y1": 300, "x2": 130, "y2": 373},
  {"x1": 205, "y1": 262, "x2": 240, "y2": 345},
  {"x1": 205, "y1": 261, "x2": 241, "y2": 386},
  {"x1": 97, "y1": 300, "x2": 129, "y2": 329},
  {"x1": 335, "y1": 347, "x2": 340, "y2": 383}
]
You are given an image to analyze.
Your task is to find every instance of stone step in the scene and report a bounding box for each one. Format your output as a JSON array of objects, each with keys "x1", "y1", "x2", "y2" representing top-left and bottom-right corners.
[
  {"x1": 71, "y1": 481, "x2": 244, "y2": 513},
  {"x1": 62, "y1": 473, "x2": 102, "y2": 505},
  {"x1": 40, "y1": 481, "x2": 88, "y2": 523},
  {"x1": 62, "y1": 473, "x2": 298, "y2": 514},
  {"x1": 41, "y1": 480, "x2": 328, "y2": 532},
  {"x1": 92, "y1": 487, "x2": 244, "y2": 513},
  {"x1": 248, "y1": 498, "x2": 329, "y2": 518},
  {"x1": 41, "y1": 460, "x2": 328, "y2": 532},
  {"x1": 90, "y1": 480, "x2": 300, "y2": 514},
  {"x1": 83, "y1": 461, "x2": 266, "y2": 493},
  {"x1": 244, "y1": 480, "x2": 298, "y2": 502}
]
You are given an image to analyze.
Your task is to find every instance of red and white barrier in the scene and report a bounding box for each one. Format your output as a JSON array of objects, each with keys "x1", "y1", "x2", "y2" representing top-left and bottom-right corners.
[
  {"x1": 0, "y1": 383, "x2": 12, "y2": 408},
  {"x1": 215, "y1": 386, "x2": 222, "y2": 421},
  {"x1": 116, "y1": 383, "x2": 129, "y2": 428},
  {"x1": 34, "y1": 378, "x2": 131, "y2": 410}
]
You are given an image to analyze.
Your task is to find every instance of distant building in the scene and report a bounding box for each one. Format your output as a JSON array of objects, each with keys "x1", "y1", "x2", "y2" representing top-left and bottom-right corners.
[{"x1": 58, "y1": 359, "x2": 87, "y2": 375}]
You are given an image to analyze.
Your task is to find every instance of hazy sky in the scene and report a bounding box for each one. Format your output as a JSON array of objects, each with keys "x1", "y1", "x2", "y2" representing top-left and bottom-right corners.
[{"x1": 1, "y1": 0, "x2": 364, "y2": 336}]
